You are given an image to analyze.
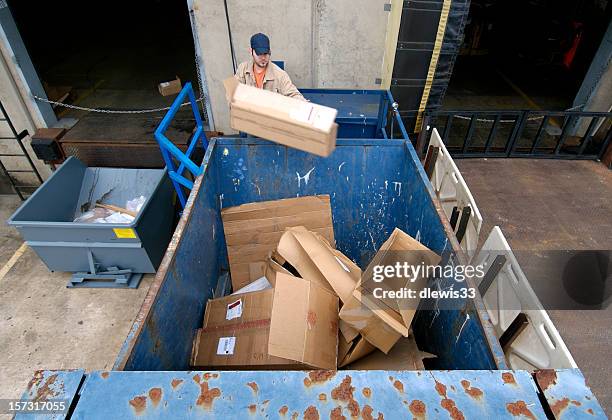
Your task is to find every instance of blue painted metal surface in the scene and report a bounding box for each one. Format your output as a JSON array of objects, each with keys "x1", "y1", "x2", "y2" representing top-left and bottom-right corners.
[
  {"x1": 65, "y1": 370, "x2": 545, "y2": 419},
  {"x1": 154, "y1": 82, "x2": 208, "y2": 208},
  {"x1": 114, "y1": 137, "x2": 506, "y2": 372},
  {"x1": 301, "y1": 89, "x2": 392, "y2": 139},
  {"x1": 535, "y1": 369, "x2": 607, "y2": 419},
  {"x1": 15, "y1": 369, "x2": 84, "y2": 420}
]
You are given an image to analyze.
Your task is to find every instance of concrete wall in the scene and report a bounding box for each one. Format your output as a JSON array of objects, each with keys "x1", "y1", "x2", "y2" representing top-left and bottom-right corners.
[
  {"x1": 0, "y1": 4, "x2": 52, "y2": 183},
  {"x1": 191, "y1": 0, "x2": 394, "y2": 133},
  {"x1": 0, "y1": 32, "x2": 52, "y2": 182}
]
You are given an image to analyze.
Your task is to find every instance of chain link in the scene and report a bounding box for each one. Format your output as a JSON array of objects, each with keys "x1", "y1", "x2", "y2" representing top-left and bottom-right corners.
[{"x1": 32, "y1": 94, "x2": 205, "y2": 114}]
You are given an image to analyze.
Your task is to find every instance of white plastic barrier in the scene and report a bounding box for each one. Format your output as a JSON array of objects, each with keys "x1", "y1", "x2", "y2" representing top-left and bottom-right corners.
[
  {"x1": 473, "y1": 226, "x2": 577, "y2": 370},
  {"x1": 428, "y1": 128, "x2": 483, "y2": 259}
]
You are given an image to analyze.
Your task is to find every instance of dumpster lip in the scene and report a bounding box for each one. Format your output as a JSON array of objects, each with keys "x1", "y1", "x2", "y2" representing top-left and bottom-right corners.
[
  {"x1": 114, "y1": 138, "x2": 507, "y2": 370},
  {"x1": 7, "y1": 156, "x2": 169, "y2": 230},
  {"x1": 113, "y1": 140, "x2": 215, "y2": 370}
]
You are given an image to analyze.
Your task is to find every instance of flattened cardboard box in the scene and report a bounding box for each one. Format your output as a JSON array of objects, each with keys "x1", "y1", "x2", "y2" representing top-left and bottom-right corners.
[
  {"x1": 192, "y1": 273, "x2": 339, "y2": 370},
  {"x1": 353, "y1": 228, "x2": 440, "y2": 337},
  {"x1": 221, "y1": 195, "x2": 334, "y2": 290},
  {"x1": 224, "y1": 77, "x2": 338, "y2": 157}
]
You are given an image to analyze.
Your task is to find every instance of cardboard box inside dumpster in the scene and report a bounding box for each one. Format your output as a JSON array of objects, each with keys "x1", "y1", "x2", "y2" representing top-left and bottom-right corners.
[
  {"x1": 221, "y1": 195, "x2": 334, "y2": 291},
  {"x1": 192, "y1": 273, "x2": 339, "y2": 370},
  {"x1": 350, "y1": 228, "x2": 441, "y2": 337},
  {"x1": 223, "y1": 77, "x2": 338, "y2": 157}
]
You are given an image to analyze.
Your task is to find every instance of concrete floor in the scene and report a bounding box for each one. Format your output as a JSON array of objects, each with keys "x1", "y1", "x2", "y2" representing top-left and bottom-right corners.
[
  {"x1": 0, "y1": 195, "x2": 153, "y2": 403},
  {"x1": 456, "y1": 158, "x2": 612, "y2": 415}
]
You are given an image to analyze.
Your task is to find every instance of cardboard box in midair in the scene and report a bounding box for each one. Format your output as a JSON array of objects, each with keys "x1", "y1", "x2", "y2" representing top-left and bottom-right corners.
[
  {"x1": 191, "y1": 273, "x2": 339, "y2": 370},
  {"x1": 158, "y1": 76, "x2": 182, "y2": 96},
  {"x1": 349, "y1": 228, "x2": 440, "y2": 337},
  {"x1": 221, "y1": 195, "x2": 334, "y2": 290},
  {"x1": 224, "y1": 77, "x2": 338, "y2": 157}
]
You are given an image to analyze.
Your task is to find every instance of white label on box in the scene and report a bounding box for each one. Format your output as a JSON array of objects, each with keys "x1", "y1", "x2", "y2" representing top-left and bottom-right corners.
[
  {"x1": 216, "y1": 337, "x2": 236, "y2": 355},
  {"x1": 312, "y1": 108, "x2": 337, "y2": 131},
  {"x1": 226, "y1": 299, "x2": 243, "y2": 320},
  {"x1": 289, "y1": 103, "x2": 314, "y2": 123},
  {"x1": 160, "y1": 82, "x2": 170, "y2": 88},
  {"x1": 335, "y1": 256, "x2": 351, "y2": 272}
]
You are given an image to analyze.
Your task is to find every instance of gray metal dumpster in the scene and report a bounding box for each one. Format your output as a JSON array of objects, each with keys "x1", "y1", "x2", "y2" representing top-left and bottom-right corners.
[{"x1": 7, "y1": 157, "x2": 174, "y2": 288}]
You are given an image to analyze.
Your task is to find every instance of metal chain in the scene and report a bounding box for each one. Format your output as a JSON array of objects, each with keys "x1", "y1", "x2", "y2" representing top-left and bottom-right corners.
[{"x1": 32, "y1": 94, "x2": 205, "y2": 114}]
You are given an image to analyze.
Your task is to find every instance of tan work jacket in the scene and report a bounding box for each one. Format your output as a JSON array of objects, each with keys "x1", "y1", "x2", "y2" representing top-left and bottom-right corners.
[{"x1": 234, "y1": 61, "x2": 306, "y2": 101}]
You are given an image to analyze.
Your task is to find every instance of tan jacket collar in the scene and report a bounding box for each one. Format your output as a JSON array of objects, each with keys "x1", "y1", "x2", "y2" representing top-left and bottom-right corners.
[{"x1": 245, "y1": 60, "x2": 276, "y2": 81}]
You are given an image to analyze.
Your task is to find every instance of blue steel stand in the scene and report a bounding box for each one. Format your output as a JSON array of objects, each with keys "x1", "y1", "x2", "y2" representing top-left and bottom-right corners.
[
  {"x1": 154, "y1": 82, "x2": 208, "y2": 209},
  {"x1": 67, "y1": 250, "x2": 143, "y2": 289}
]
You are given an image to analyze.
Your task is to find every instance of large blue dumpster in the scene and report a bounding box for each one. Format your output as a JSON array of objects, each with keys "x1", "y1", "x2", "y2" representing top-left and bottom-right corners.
[
  {"x1": 15, "y1": 89, "x2": 608, "y2": 419},
  {"x1": 113, "y1": 88, "x2": 504, "y2": 372}
]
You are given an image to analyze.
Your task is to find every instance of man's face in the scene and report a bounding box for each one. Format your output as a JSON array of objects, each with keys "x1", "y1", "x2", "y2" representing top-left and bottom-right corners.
[{"x1": 251, "y1": 48, "x2": 270, "y2": 68}]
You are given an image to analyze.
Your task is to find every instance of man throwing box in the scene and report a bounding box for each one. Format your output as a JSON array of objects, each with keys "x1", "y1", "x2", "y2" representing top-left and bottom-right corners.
[{"x1": 234, "y1": 33, "x2": 306, "y2": 101}]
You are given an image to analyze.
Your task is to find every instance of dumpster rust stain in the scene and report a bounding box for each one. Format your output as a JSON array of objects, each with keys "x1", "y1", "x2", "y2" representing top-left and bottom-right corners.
[
  {"x1": 409, "y1": 400, "x2": 426, "y2": 419},
  {"x1": 304, "y1": 405, "x2": 319, "y2": 420},
  {"x1": 171, "y1": 379, "x2": 183, "y2": 389},
  {"x1": 535, "y1": 369, "x2": 557, "y2": 391},
  {"x1": 502, "y1": 372, "x2": 516, "y2": 385},
  {"x1": 330, "y1": 406, "x2": 345, "y2": 420},
  {"x1": 192, "y1": 374, "x2": 201, "y2": 384},
  {"x1": 435, "y1": 380, "x2": 448, "y2": 398},
  {"x1": 248, "y1": 404, "x2": 257, "y2": 414},
  {"x1": 361, "y1": 405, "x2": 383, "y2": 420},
  {"x1": 34, "y1": 373, "x2": 59, "y2": 402},
  {"x1": 506, "y1": 400, "x2": 536, "y2": 419},
  {"x1": 347, "y1": 399, "x2": 360, "y2": 417},
  {"x1": 460, "y1": 380, "x2": 483, "y2": 399},
  {"x1": 331, "y1": 376, "x2": 354, "y2": 402},
  {"x1": 291, "y1": 411, "x2": 299, "y2": 419},
  {"x1": 440, "y1": 398, "x2": 464, "y2": 420},
  {"x1": 27, "y1": 370, "x2": 44, "y2": 390},
  {"x1": 393, "y1": 380, "x2": 404, "y2": 393},
  {"x1": 319, "y1": 393, "x2": 327, "y2": 401},
  {"x1": 550, "y1": 398, "x2": 570, "y2": 417},
  {"x1": 279, "y1": 405, "x2": 289, "y2": 416},
  {"x1": 247, "y1": 381, "x2": 259, "y2": 394},
  {"x1": 362, "y1": 387, "x2": 372, "y2": 398},
  {"x1": 304, "y1": 378, "x2": 312, "y2": 387},
  {"x1": 195, "y1": 380, "x2": 221, "y2": 409},
  {"x1": 148, "y1": 388, "x2": 162, "y2": 407},
  {"x1": 308, "y1": 370, "x2": 336, "y2": 384},
  {"x1": 572, "y1": 400, "x2": 581, "y2": 406},
  {"x1": 129, "y1": 396, "x2": 147, "y2": 414},
  {"x1": 587, "y1": 408, "x2": 594, "y2": 415},
  {"x1": 203, "y1": 372, "x2": 219, "y2": 381},
  {"x1": 101, "y1": 372, "x2": 109, "y2": 379}
]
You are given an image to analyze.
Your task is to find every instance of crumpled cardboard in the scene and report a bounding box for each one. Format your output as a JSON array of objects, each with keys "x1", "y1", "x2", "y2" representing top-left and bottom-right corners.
[
  {"x1": 352, "y1": 228, "x2": 440, "y2": 337},
  {"x1": 276, "y1": 226, "x2": 357, "y2": 301}
]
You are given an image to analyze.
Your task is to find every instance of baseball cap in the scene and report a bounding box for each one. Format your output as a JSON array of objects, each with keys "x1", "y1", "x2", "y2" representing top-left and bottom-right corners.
[{"x1": 250, "y1": 33, "x2": 270, "y2": 55}]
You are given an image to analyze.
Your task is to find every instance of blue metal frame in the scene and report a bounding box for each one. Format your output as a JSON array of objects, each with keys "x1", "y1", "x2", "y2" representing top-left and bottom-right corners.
[{"x1": 154, "y1": 82, "x2": 208, "y2": 208}]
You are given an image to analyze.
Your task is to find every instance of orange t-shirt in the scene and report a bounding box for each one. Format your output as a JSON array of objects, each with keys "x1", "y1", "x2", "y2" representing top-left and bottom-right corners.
[{"x1": 253, "y1": 65, "x2": 266, "y2": 89}]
